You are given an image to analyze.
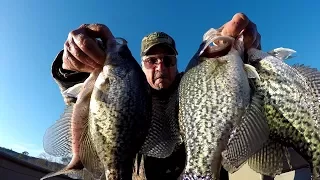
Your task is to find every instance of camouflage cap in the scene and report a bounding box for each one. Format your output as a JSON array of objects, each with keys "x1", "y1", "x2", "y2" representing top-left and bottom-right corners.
[{"x1": 140, "y1": 31, "x2": 178, "y2": 56}]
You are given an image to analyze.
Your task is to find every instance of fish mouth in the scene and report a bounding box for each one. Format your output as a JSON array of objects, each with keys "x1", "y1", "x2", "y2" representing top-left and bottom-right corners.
[
  {"x1": 199, "y1": 29, "x2": 235, "y2": 58},
  {"x1": 201, "y1": 44, "x2": 232, "y2": 58},
  {"x1": 200, "y1": 39, "x2": 233, "y2": 59}
]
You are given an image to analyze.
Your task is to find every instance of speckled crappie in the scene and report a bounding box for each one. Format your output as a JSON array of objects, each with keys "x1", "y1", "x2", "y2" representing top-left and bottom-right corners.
[
  {"x1": 178, "y1": 28, "x2": 269, "y2": 180},
  {"x1": 41, "y1": 38, "x2": 151, "y2": 180},
  {"x1": 236, "y1": 47, "x2": 320, "y2": 179}
]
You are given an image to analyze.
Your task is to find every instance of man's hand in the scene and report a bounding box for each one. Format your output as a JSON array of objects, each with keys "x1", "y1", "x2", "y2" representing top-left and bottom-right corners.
[
  {"x1": 201, "y1": 13, "x2": 261, "y2": 58},
  {"x1": 220, "y1": 13, "x2": 261, "y2": 50},
  {"x1": 62, "y1": 24, "x2": 114, "y2": 73}
]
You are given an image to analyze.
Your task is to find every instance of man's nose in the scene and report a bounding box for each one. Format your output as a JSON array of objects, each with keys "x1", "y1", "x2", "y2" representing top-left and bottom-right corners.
[{"x1": 155, "y1": 60, "x2": 166, "y2": 71}]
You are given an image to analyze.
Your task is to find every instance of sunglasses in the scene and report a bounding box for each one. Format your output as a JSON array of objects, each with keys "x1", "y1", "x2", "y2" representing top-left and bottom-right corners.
[{"x1": 142, "y1": 54, "x2": 177, "y2": 69}]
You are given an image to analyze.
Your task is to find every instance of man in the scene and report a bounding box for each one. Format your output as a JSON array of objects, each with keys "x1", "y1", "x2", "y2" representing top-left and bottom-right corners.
[{"x1": 51, "y1": 13, "x2": 261, "y2": 179}]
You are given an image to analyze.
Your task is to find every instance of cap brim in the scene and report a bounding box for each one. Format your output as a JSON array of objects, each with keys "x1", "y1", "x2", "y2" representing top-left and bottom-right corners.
[{"x1": 141, "y1": 42, "x2": 178, "y2": 56}]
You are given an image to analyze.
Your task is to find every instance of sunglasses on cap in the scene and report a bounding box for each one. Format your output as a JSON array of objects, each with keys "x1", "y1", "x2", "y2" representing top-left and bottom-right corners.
[{"x1": 142, "y1": 54, "x2": 177, "y2": 69}]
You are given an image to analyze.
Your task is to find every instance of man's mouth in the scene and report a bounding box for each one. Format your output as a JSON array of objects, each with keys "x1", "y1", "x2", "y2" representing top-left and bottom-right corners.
[
  {"x1": 154, "y1": 75, "x2": 167, "y2": 81},
  {"x1": 155, "y1": 76, "x2": 165, "y2": 80}
]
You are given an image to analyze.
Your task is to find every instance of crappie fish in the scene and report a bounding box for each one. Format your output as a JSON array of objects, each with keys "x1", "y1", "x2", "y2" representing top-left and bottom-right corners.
[
  {"x1": 178, "y1": 28, "x2": 269, "y2": 179},
  {"x1": 232, "y1": 47, "x2": 320, "y2": 179},
  {"x1": 41, "y1": 38, "x2": 151, "y2": 180},
  {"x1": 88, "y1": 38, "x2": 151, "y2": 179}
]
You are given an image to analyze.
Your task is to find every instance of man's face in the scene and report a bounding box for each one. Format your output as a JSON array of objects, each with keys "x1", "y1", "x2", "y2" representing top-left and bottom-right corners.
[{"x1": 141, "y1": 44, "x2": 178, "y2": 90}]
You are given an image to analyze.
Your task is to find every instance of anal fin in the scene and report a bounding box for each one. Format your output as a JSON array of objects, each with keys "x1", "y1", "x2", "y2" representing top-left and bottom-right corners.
[
  {"x1": 79, "y1": 120, "x2": 105, "y2": 179},
  {"x1": 246, "y1": 141, "x2": 310, "y2": 176},
  {"x1": 40, "y1": 168, "x2": 83, "y2": 180},
  {"x1": 247, "y1": 140, "x2": 288, "y2": 177},
  {"x1": 221, "y1": 93, "x2": 270, "y2": 173}
]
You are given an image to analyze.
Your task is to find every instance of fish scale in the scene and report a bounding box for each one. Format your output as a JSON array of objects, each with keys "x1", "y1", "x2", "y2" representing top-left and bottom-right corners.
[
  {"x1": 178, "y1": 29, "x2": 255, "y2": 179},
  {"x1": 245, "y1": 48, "x2": 320, "y2": 179}
]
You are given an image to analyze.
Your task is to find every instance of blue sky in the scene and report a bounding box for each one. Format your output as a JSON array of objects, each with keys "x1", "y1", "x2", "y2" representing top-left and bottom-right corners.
[{"x1": 0, "y1": 0, "x2": 319, "y2": 158}]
